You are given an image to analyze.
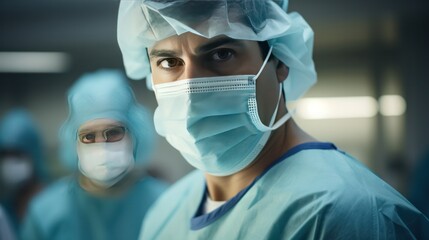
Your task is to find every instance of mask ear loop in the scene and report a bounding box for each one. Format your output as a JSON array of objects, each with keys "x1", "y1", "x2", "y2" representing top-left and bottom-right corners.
[
  {"x1": 252, "y1": 46, "x2": 274, "y2": 81},
  {"x1": 270, "y1": 82, "x2": 295, "y2": 130},
  {"x1": 257, "y1": 82, "x2": 294, "y2": 132},
  {"x1": 251, "y1": 45, "x2": 294, "y2": 132}
]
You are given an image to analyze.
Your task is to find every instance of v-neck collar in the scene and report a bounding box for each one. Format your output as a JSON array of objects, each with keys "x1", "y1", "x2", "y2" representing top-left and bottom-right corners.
[{"x1": 190, "y1": 142, "x2": 337, "y2": 230}]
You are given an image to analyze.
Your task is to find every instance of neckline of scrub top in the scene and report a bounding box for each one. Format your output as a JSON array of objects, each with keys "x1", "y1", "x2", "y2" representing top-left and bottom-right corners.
[{"x1": 190, "y1": 141, "x2": 337, "y2": 230}]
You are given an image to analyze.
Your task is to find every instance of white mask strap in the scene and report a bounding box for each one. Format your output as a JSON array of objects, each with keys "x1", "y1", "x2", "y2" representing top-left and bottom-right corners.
[
  {"x1": 258, "y1": 82, "x2": 295, "y2": 132},
  {"x1": 269, "y1": 85, "x2": 282, "y2": 126},
  {"x1": 271, "y1": 109, "x2": 295, "y2": 130},
  {"x1": 253, "y1": 46, "x2": 273, "y2": 81}
]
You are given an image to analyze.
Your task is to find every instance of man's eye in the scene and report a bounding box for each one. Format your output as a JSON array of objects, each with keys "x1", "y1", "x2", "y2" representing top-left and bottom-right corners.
[
  {"x1": 212, "y1": 49, "x2": 233, "y2": 61},
  {"x1": 158, "y1": 58, "x2": 182, "y2": 69},
  {"x1": 81, "y1": 133, "x2": 95, "y2": 143}
]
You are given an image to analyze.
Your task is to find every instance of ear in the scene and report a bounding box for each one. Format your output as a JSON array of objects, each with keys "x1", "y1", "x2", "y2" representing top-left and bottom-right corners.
[{"x1": 276, "y1": 60, "x2": 289, "y2": 83}]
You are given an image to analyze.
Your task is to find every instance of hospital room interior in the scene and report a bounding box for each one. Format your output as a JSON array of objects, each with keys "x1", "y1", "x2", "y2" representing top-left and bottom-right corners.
[{"x1": 1, "y1": 0, "x2": 428, "y2": 214}]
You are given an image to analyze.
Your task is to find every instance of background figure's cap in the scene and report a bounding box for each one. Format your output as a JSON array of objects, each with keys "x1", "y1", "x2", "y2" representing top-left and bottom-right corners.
[
  {"x1": 117, "y1": 0, "x2": 316, "y2": 101},
  {"x1": 59, "y1": 69, "x2": 155, "y2": 170}
]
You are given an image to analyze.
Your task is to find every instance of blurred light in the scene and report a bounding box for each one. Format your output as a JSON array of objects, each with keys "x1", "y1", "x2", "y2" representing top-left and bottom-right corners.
[
  {"x1": 379, "y1": 95, "x2": 406, "y2": 116},
  {"x1": 296, "y1": 96, "x2": 378, "y2": 119},
  {"x1": 0, "y1": 52, "x2": 70, "y2": 73}
]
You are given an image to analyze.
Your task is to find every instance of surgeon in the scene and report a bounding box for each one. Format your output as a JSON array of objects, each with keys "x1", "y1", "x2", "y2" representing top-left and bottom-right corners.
[
  {"x1": 0, "y1": 204, "x2": 16, "y2": 240},
  {"x1": 409, "y1": 150, "x2": 429, "y2": 239},
  {"x1": 21, "y1": 70, "x2": 168, "y2": 240},
  {"x1": 0, "y1": 109, "x2": 47, "y2": 234},
  {"x1": 117, "y1": 0, "x2": 428, "y2": 239}
]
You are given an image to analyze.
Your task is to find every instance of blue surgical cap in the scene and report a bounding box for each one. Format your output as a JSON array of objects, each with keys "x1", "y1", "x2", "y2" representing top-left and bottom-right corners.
[
  {"x1": 117, "y1": 0, "x2": 317, "y2": 101},
  {"x1": 0, "y1": 109, "x2": 48, "y2": 180},
  {"x1": 59, "y1": 69, "x2": 155, "y2": 170}
]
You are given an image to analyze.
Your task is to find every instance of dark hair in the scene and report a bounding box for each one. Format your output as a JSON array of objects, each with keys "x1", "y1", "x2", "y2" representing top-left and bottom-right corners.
[{"x1": 258, "y1": 41, "x2": 271, "y2": 59}]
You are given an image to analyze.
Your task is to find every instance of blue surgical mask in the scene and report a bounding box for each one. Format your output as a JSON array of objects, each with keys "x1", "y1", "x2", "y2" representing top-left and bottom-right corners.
[{"x1": 153, "y1": 47, "x2": 292, "y2": 176}]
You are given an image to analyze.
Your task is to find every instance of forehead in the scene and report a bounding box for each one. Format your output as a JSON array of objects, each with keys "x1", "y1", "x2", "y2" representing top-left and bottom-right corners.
[
  {"x1": 149, "y1": 33, "x2": 260, "y2": 54},
  {"x1": 78, "y1": 118, "x2": 122, "y2": 133}
]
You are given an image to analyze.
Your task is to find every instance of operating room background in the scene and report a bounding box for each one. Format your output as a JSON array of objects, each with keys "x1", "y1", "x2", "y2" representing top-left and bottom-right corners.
[{"x1": 1, "y1": 0, "x2": 428, "y2": 197}]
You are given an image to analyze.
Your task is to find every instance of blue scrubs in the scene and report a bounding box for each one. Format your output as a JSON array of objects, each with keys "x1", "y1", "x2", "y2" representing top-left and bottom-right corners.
[
  {"x1": 0, "y1": 205, "x2": 16, "y2": 240},
  {"x1": 0, "y1": 109, "x2": 48, "y2": 234},
  {"x1": 21, "y1": 176, "x2": 167, "y2": 240},
  {"x1": 140, "y1": 142, "x2": 428, "y2": 239}
]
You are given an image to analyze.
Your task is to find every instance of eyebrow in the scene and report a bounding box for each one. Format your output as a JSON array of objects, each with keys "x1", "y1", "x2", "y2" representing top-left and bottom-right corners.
[
  {"x1": 149, "y1": 49, "x2": 178, "y2": 59},
  {"x1": 149, "y1": 37, "x2": 245, "y2": 58},
  {"x1": 196, "y1": 37, "x2": 244, "y2": 54},
  {"x1": 78, "y1": 124, "x2": 123, "y2": 134}
]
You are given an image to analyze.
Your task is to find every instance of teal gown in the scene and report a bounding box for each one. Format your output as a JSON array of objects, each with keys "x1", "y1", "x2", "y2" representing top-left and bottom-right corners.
[
  {"x1": 21, "y1": 176, "x2": 167, "y2": 240},
  {"x1": 140, "y1": 142, "x2": 428, "y2": 239}
]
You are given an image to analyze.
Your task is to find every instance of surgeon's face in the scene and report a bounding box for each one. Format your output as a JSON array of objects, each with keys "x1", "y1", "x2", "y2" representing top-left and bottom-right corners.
[
  {"x1": 0, "y1": 150, "x2": 34, "y2": 196},
  {"x1": 148, "y1": 32, "x2": 289, "y2": 125},
  {"x1": 77, "y1": 119, "x2": 127, "y2": 144}
]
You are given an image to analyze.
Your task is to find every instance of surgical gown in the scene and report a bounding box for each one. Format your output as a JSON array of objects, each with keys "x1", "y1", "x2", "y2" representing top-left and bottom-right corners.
[
  {"x1": 0, "y1": 205, "x2": 16, "y2": 240},
  {"x1": 21, "y1": 176, "x2": 167, "y2": 240},
  {"x1": 140, "y1": 142, "x2": 428, "y2": 239}
]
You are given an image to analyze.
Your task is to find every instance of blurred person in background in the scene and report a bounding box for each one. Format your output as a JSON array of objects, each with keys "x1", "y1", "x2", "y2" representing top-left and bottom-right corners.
[
  {"x1": 0, "y1": 204, "x2": 16, "y2": 240},
  {"x1": 0, "y1": 109, "x2": 48, "y2": 235},
  {"x1": 117, "y1": 0, "x2": 428, "y2": 239},
  {"x1": 409, "y1": 149, "x2": 429, "y2": 239},
  {"x1": 21, "y1": 69, "x2": 168, "y2": 240}
]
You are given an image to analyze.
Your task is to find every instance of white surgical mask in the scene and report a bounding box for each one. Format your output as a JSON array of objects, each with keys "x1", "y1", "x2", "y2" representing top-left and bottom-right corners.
[
  {"x1": 153, "y1": 46, "x2": 293, "y2": 176},
  {"x1": 1, "y1": 157, "x2": 32, "y2": 187},
  {"x1": 77, "y1": 136, "x2": 135, "y2": 188}
]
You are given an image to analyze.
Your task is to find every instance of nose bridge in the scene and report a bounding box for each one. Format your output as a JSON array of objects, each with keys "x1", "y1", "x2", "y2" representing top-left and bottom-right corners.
[
  {"x1": 181, "y1": 59, "x2": 202, "y2": 80},
  {"x1": 180, "y1": 59, "x2": 214, "y2": 80},
  {"x1": 94, "y1": 131, "x2": 106, "y2": 143}
]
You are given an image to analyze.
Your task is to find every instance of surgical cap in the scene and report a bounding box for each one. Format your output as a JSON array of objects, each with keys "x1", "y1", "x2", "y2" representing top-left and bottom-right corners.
[
  {"x1": 117, "y1": 0, "x2": 317, "y2": 101},
  {"x1": 0, "y1": 109, "x2": 48, "y2": 180},
  {"x1": 59, "y1": 69, "x2": 154, "y2": 170}
]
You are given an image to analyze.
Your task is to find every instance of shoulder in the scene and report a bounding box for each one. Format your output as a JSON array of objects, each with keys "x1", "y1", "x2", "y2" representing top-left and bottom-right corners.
[
  {"x1": 277, "y1": 148, "x2": 415, "y2": 207},
  {"x1": 271, "y1": 148, "x2": 427, "y2": 238},
  {"x1": 21, "y1": 177, "x2": 77, "y2": 238},
  {"x1": 151, "y1": 170, "x2": 204, "y2": 200},
  {"x1": 315, "y1": 185, "x2": 427, "y2": 239},
  {"x1": 137, "y1": 176, "x2": 169, "y2": 193},
  {"x1": 146, "y1": 170, "x2": 204, "y2": 211},
  {"x1": 130, "y1": 176, "x2": 169, "y2": 205},
  {"x1": 141, "y1": 170, "x2": 204, "y2": 233},
  {"x1": 27, "y1": 177, "x2": 75, "y2": 221},
  {"x1": 271, "y1": 148, "x2": 387, "y2": 194}
]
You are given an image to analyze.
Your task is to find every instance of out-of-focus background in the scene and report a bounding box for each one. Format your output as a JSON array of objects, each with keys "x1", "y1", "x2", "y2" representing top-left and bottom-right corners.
[{"x1": 1, "y1": 0, "x2": 428, "y2": 197}]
